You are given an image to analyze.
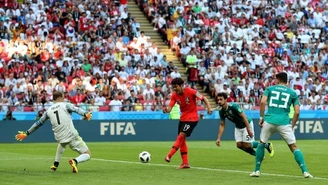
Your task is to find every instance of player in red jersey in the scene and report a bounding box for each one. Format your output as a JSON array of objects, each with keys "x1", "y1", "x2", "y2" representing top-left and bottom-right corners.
[{"x1": 163, "y1": 78, "x2": 212, "y2": 169}]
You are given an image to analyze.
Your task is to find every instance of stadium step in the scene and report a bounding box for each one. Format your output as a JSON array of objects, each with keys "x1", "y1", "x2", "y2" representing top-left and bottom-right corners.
[{"x1": 128, "y1": 1, "x2": 217, "y2": 108}]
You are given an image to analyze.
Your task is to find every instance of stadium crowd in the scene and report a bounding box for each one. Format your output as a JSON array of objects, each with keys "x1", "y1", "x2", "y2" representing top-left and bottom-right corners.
[
  {"x1": 0, "y1": 0, "x2": 200, "y2": 114},
  {"x1": 142, "y1": 0, "x2": 328, "y2": 110},
  {"x1": 1, "y1": 0, "x2": 328, "y2": 113}
]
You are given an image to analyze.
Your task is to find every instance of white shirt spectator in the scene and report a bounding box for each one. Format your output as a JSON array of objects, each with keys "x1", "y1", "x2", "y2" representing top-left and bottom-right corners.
[
  {"x1": 171, "y1": 71, "x2": 181, "y2": 78},
  {"x1": 109, "y1": 99, "x2": 122, "y2": 112},
  {"x1": 143, "y1": 88, "x2": 155, "y2": 100},
  {"x1": 95, "y1": 96, "x2": 106, "y2": 105}
]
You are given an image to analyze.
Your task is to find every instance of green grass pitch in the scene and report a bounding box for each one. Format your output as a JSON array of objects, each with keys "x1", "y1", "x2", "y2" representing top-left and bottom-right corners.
[{"x1": 0, "y1": 140, "x2": 327, "y2": 185}]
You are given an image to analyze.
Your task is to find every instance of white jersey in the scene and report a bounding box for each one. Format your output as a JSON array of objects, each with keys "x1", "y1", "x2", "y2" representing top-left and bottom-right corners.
[{"x1": 37, "y1": 102, "x2": 87, "y2": 143}]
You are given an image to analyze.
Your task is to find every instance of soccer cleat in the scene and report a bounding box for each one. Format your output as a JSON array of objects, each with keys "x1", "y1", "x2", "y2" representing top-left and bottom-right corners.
[
  {"x1": 164, "y1": 155, "x2": 171, "y2": 163},
  {"x1": 250, "y1": 171, "x2": 261, "y2": 177},
  {"x1": 303, "y1": 172, "x2": 313, "y2": 178},
  {"x1": 50, "y1": 165, "x2": 57, "y2": 171},
  {"x1": 69, "y1": 159, "x2": 78, "y2": 173},
  {"x1": 266, "y1": 143, "x2": 275, "y2": 157},
  {"x1": 178, "y1": 163, "x2": 190, "y2": 169}
]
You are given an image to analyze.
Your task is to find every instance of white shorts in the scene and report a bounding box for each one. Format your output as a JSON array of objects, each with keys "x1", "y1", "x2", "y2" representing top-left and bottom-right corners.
[
  {"x1": 61, "y1": 136, "x2": 89, "y2": 154},
  {"x1": 235, "y1": 121, "x2": 255, "y2": 142},
  {"x1": 260, "y1": 121, "x2": 296, "y2": 145}
]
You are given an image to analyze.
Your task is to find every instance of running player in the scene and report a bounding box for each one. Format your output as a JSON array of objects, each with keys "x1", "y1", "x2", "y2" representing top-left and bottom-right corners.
[
  {"x1": 163, "y1": 77, "x2": 212, "y2": 169},
  {"x1": 250, "y1": 72, "x2": 313, "y2": 178},
  {"x1": 215, "y1": 92, "x2": 274, "y2": 157},
  {"x1": 15, "y1": 91, "x2": 92, "y2": 173}
]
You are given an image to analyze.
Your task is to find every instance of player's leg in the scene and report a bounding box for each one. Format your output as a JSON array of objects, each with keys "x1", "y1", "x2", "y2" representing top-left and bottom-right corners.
[
  {"x1": 68, "y1": 136, "x2": 91, "y2": 173},
  {"x1": 250, "y1": 121, "x2": 276, "y2": 177},
  {"x1": 180, "y1": 138, "x2": 188, "y2": 164},
  {"x1": 277, "y1": 125, "x2": 313, "y2": 178},
  {"x1": 241, "y1": 122, "x2": 257, "y2": 156},
  {"x1": 246, "y1": 121, "x2": 274, "y2": 157},
  {"x1": 165, "y1": 121, "x2": 186, "y2": 162},
  {"x1": 177, "y1": 121, "x2": 197, "y2": 169},
  {"x1": 51, "y1": 143, "x2": 67, "y2": 171},
  {"x1": 234, "y1": 127, "x2": 252, "y2": 155}
]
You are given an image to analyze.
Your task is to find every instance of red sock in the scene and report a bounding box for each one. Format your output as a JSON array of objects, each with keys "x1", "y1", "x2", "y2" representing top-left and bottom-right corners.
[
  {"x1": 180, "y1": 140, "x2": 188, "y2": 164},
  {"x1": 168, "y1": 134, "x2": 185, "y2": 157}
]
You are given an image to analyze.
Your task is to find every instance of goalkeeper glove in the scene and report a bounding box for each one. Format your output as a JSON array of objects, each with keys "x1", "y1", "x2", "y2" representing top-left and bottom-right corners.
[
  {"x1": 15, "y1": 131, "x2": 28, "y2": 141},
  {"x1": 84, "y1": 112, "x2": 92, "y2": 121}
]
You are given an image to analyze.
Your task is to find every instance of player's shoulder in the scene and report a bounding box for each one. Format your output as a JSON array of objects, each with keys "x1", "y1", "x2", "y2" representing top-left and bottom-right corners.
[
  {"x1": 228, "y1": 102, "x2": 239, "y2": 108},
  {"x1": 184, "y1": 87, "x2": 195, "y2": 93}
]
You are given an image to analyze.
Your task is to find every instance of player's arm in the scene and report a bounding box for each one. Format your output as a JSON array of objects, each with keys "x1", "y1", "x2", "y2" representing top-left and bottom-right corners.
[
  {"x1": 291, "y1": 96, "x2": 300, "y2": 128},
  {"x1": 194, "y1": 90, "x2": 212, "y2": 114},
  {"x1": 66, "y1": 103, "x2": 92, "y2": 120},
  {"x1": 163, "y1": 94, "x2": 176, "y2": 113},
  {"x1": 239, "y1": 112, "x2": 253, "y2": 138},
  {"x1": 234, "y1": 103, "x2": 253, "y2": 137},
  {"x1": 216, "y1": 120, "x2": 225, "y2": 147},
  {"x1": 259, "y1": 89, "x2": 269, "y2": 127},
  {"x1": 15, "y1": 112, "x2": 49, "y2": 141},
  {"x1": 259, "y1": 95, "x2": 267, "y2": 120}
]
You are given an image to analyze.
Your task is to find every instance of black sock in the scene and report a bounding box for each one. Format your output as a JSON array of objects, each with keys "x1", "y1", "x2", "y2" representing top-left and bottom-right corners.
[
  {"x1": 54, "y1": 161, "x2": 59, "y2": 167},
  {"x1": 244, "y1": 147, "x2": 256, "y2": 156},
  {"x1": 73, "y1": 159, "x2": 78, "y2": 165}
]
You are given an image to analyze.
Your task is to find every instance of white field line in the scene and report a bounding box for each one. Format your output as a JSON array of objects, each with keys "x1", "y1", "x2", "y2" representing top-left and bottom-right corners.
[
  {"x1": 2, "y1": 157, "x2": 327, "y2": 181},
  {"x1": 92, "y1": 158, "x2": 328, "y2": 181}
]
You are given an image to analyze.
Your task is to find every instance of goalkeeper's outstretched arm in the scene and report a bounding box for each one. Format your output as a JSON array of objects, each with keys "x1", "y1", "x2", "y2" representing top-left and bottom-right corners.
[
  {"x1": 66, "y1": 103, "x2": 92, "y2": 120},
  {"x1": 26, "y1": 112, "x2": 49, "y2": 135}
]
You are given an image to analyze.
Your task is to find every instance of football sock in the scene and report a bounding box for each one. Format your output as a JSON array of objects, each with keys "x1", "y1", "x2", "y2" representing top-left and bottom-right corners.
[
  {"x1": 180, "y1": 140, "x2": 188, "y2": 164},
  {"x1": 244, "y1": 147, "x2": 256, "y2": 156},
  {"x1": 55, "y1": 143, "x2": 66, "y2": 163},
  {"x1": 75, "y1": 154, "x2": 90, "y2": 164},
  {"x1": 53, "y1": 161, "x2": 59, "y2": 168},
  {"x1": 293, "y1": 149, "x2": 308, "y2": 173},
  {"x1": 252, "y1": 141, "x2": 270, "y2": 149},
  {"x1": 251, "y1": 141, "x2": 259, "y2": 148},
  {"x1": 254, "y1": 143, "x2": 265, "y2": 171},
  {"x1": 168, "y1": 134, "x2": 185, "y2": 157}
]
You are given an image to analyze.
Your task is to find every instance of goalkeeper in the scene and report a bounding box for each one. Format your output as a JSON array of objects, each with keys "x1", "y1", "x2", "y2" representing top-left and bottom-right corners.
[{"x1": 15, "y1": 91, "x2": 93, "y2": 173}]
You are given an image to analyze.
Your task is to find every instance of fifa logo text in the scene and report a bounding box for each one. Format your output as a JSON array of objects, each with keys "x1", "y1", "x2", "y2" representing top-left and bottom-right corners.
[
  {"x1": 100, "y1": 122, "x2": 136, "y2": 135},
  {"x1": 293, "y1": 120, "x2": 324, "y2": 134}
]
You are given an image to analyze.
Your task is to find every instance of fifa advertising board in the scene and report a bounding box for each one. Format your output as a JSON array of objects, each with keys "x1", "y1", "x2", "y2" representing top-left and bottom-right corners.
[{"x1": 0, "y1": 119, "x2": 327, "y2": 143}]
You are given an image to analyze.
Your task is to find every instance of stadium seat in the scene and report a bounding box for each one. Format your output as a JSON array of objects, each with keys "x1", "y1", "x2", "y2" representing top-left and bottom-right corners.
[
  {"x1": 67, "y1": 76, "x2": 73, "y2": 84},
  {"x1": 23, "y1": 106, "x2": 34, "y2": 112},
  {"x1": 10, "y1": 106, "x2": 16, "y2": 112},
  {"x1": 99, "y1": 106, "x2": 110, "y2": 111}
]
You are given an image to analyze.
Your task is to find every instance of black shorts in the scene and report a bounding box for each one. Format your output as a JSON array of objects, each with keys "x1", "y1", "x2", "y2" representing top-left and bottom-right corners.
[{"x1": 178, "y1": 121, "x2": 198, "y2": 137}]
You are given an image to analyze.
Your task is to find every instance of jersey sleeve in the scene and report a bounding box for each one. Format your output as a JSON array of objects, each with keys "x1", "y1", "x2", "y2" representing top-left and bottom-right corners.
[
  {"x1": 66, "y1": 103, "x2": 87, "y2": 116},
  {"x1": 263, "y1": 88, "x2": 270, "y2": 97},
  {"x1": 192, "y1": 88, "x2": 204, "y2": 100},
  {"x1": 26, "y1": 112, "x2": 49, "y2": 135},
  {"x1": 219, "y1": 110, "x2": 225, "y2": 120},
  {"x1": 168, "y1": 93, "x2": 177, "y2": 107},
  {"x1": 38, "y1": 111, "x2": 49, "y2": 124},
  {"x1": 232, "y1": 103, "x2": 243, "y2": 114}
]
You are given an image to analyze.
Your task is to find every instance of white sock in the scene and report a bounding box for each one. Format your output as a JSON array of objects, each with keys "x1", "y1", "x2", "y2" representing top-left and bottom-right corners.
[
  {"x1": 75, "y1": 154, "x2": 90, "y2": 163},
  {"x1": 55, "y1": 144, "x2": 66, "y2": 162}
]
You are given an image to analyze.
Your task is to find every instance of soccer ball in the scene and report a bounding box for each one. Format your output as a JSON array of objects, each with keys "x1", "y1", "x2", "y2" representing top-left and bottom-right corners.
[{"x1": 139, "y1": 151, "x2": 151, "y2": 163}]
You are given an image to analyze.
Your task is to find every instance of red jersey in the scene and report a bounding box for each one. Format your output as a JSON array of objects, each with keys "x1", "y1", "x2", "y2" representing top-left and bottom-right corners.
[{"x1": 169, "y1": 87, "x2": 204, "y2": 121}]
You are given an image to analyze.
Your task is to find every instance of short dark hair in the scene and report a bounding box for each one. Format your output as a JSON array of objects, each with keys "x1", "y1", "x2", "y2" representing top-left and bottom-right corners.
[
  {"x1": 276, "y1": 72, "x2": 288, "y2": 83},
  {"x1": 171, "y1": 77, "x2": 184, "y2": 86},
  {"x1": 217, "y1": 92, "x2": 228, "y2": 99},
  {"x1": 53, "y1": 91, "x2": 63, "y2": 101}
]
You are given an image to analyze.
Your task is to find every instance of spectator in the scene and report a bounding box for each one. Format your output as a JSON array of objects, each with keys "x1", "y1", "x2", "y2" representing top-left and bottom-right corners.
[{"x1": 3, "y1": 109, "x2": 16, "y2": 120}]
